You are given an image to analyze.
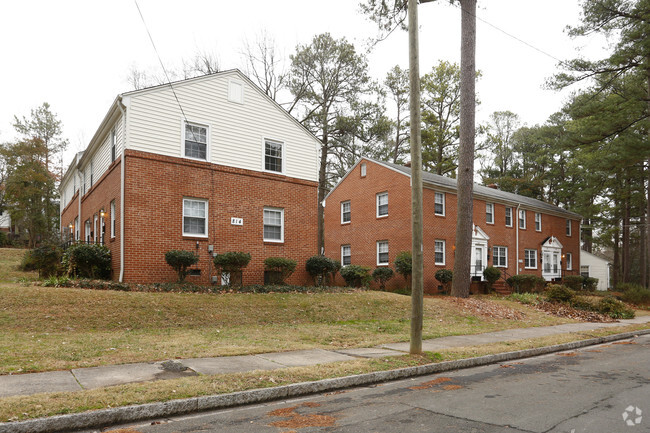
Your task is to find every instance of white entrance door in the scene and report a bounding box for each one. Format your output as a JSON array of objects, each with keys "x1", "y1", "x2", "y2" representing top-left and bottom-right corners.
[
  {"x1": 542, "y1": 248, "x2": 562, "y2": 280},
  {"x1": 471, "y1": 245, "x2": 487, "y2": 280}
]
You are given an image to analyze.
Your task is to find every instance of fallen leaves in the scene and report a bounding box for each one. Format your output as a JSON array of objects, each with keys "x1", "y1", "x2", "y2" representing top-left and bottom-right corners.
[
  {"x1": 409, "y1": 377, "x2": 452, "y2": 390},
  {"x1": 445, "y1": 298, "x2": 525, "y2": 320},
  {"x1": 534, "y1": 302, "x2": 616, "y2": 322},
  {"x1": 267, "y1": 402, "x2": 336, "y2": 430}
]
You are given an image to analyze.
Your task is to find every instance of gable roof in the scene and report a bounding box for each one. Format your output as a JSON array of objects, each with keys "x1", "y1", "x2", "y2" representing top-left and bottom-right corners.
[{"x1": 326, "y1": 157, "x2": 582, "y2": 220}]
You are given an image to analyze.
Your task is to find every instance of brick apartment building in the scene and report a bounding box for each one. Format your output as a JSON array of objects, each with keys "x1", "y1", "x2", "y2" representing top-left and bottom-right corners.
[
  {"x1": 60, "y1": 69, "x2": 320, "y2": 285},
  {"x1": 323, "y1": 158, "x2": 582, "y2": 292}
]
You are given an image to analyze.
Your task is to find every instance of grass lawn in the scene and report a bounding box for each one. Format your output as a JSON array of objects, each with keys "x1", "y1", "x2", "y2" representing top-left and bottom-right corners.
[{"x1": 0, "y1": 248, "x2": 576, "y2": 374}]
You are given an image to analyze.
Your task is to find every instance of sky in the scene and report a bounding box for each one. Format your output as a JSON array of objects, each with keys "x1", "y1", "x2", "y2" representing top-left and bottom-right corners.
[{"x1": 0, "y1": 1, "x2": 605, "y2": 169}]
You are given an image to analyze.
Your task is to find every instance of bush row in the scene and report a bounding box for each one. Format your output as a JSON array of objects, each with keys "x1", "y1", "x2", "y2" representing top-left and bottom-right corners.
[{"x1": 544, "y1": 284, "x2": 634, "y2": 319}]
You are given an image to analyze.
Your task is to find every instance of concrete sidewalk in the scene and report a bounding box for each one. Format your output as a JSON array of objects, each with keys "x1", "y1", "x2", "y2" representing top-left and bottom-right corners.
[{"x1": 2, "y1": 317, "x2": 649, "y2": 399}]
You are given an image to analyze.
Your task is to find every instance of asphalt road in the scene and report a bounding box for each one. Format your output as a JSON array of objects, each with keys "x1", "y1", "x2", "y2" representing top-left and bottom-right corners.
[{"x1": 101, "y1": 335, "x2": 650, "y2": 433}]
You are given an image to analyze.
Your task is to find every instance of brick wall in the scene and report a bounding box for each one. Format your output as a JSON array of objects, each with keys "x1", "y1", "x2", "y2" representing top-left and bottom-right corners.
[
  {"x1": 122, "y1": 150, "x2": 318, "y2": 285},
  {"x1": 324, "y1": 159, "x2": 581, "y2": 293}
]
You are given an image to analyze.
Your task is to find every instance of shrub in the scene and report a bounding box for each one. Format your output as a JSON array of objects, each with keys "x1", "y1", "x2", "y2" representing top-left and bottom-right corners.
[
  {"x1": 21, "y1": 245, "x2": 63, "y2": 278},
  {"x1": 164, "y1": 250, "x2": 199, "y2": 282},
  {"x1": 545, "y1": 284, "x2": 575, "y2": 303},
  {"x1": 508, "y1": 292, "x2": 541, "y2": 305},
  {"x1": 0, "y1": 231, "x2": 8, "y2": 247},
  {"x1": 214, "y1": 252, "x2": 251, "y2": 287},
  {"x1": 563, "y1": 275, "x2": 584, "y2": 291},
  {"x1": 264, "y1": 257, "x2": 297, "y2": 285},
  {"x1": 340, "y1": 265, "x2": 372, "y2": 288},
  {"x1": 597, "y1": 296, "x2": 635, "y2": 319},
  {"x1": 620, "y1": 285, "x2": 650, "y2": 306},
  {"x1": 372, "y1": 267, "x2": 394, "y2": 290},
  {"x1": 394, "y1": 251, "x2": 412, "y2": 281},
  {"x1": 483, "y1": 266, "x2": 501, "y2": 291},
  {"x1": 305, "y1": 255, "x2": 338, "y2": 286},
  {"x1": 616, "y1": 282, "x2": 642, "y2": 293},
  {"x1": 582, "y1": 277, "x2": 598, "y2": 292},
  {"x1": 64, "y1": 243, "x2": 111, "y2": 279},
  {"x1": 434, "y1": 269, "x2": 453, "y2": 293},
  {"x1": 506, "y1": 274, "x2": 546, "y2": 293},
  {"x1": 42, "y1": 275, "x2": 71, "y2": 287}
]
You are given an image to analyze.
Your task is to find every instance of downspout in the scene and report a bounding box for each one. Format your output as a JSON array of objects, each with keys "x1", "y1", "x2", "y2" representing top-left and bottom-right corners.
[
  {"x1": 118, "y1": 98, "x2": 127, "y2": 282},
  {"x1": 77, "y1": 168, "x2": 82, "y2": 241},
  {"x1": 515, "y1": 204, "x2": 520, "y2": 275}
]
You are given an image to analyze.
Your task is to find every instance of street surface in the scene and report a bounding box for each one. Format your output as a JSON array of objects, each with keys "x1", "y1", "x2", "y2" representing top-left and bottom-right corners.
[{"x1": 101, "y1": 335, "x2": 650, "y2": 433}]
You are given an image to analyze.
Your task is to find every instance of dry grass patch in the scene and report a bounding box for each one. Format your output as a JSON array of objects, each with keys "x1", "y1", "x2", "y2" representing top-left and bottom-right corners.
[
  {"x1": 0, "y1": 248, "x2": 36, "y2": 282},
  {"x1": 1, "y1": 323, "x2": 647, "y2": 423}
]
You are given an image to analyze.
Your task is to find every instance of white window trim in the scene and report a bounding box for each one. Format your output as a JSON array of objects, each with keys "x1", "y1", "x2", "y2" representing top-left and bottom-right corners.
[
  {"x1": 182, "y1": 197, "x2": 209, "y2": 238},
  {"x1": 519, "y1": 209, "x2": 527, "y2": 230},
  {"x1": 524, "y1": 249, "x2": 537, "y2": 269},
  {"x1": 93, "y1": 214, "x2": 98, "y2": 243},
  {"x1": 566, "y1": 252, "x2": 573, "y2": 270},
  {"x1": 341, "y1": 244, "x2": 351, "y2": 266},
  {"x1": 263, "y1": 207, "x2": 284, "y2": 243},
  {"x1": 376, "y1": 192, "x2": 388, "y2": 218},
  {"x1": 535, "y1": 212, "x2": 542, "y2": 232},
  {"x1": 566, "y1": 219, "x2": 572, "y2": 237},
  {"x1": 505, "y1": 207, "x2": 513, "y2": 227},
  {"x1": 228, "y1": 79, "x2": 245, "y2": 104},
  {"x1": 434, "y1": 192, "x2": 445, "y2": 216},
  {"x1": 360, "y1": 163, "x2": 367, "y2": 177},
  {"x1": 180, "y1": 120, "x2": 211, "y2": 162},
  {"x1": 494, "y1": 246, "x2": 508, "y2": 268},
  {"x1": 74, "y1": 217, "x2": 79, "y2": 241},
  {"x1": 434, "y1": 240, "x2": 446, "y2": 265},
  {"x1": 377, "y1": 240, "x2": 389, "y2": 266},
  {"x1": 486, "y1": 203, "x2": 494, "y2": 224},
  {"x1": 580, "y1": 265, "x2": 590, "y2": 277},
  {"x1": 262, "y1": 137, "x2": 285, "y2": 175},
  {"x1": 85, "y1": 219, "x2": 91, "y2": 242},
  {"x1": 110, "y1": 200, "x2": 116, "y2": 239},
  {"x1": 341, "y1": 200, "x2": 351, "y2": 224}
]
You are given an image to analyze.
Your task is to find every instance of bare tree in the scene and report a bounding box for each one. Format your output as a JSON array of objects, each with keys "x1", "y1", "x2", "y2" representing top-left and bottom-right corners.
[
  {"x1": 126, "y1": 65, "x2": 155, "y2": 90},
  {"x1": 242, "y1": 31, "x2": 287, "y2": 101},
  {"x1": 182, "y1": 49, "x2": 220, "y2": 78}
]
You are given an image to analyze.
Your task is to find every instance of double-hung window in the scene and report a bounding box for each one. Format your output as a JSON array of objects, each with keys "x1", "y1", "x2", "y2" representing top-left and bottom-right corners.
[
  {"x1": 184, "y1": 122, "x2": 208, "y2": 160},
  {"x1": 566, "y1": 252, "x2": 572, "y2": 270},
  {"x1": 264, "y1": 139, "x2": 283, "y2": 173},
  {"x1": 377, "y1": 192, "x2": 388, "y2": 217},
  {"x1": 524, "y1": 249, "x2": 537, "y2": 269},
  {"x1": 519, "y1": 209, "x2": 526, "y2": 229},
  {"x1": 566, "y1": 219, "x2": 572, "y2": 236},
  {"x1": 360, "y1": 163, "x2": 367, "y2": 177},
  {"x1": 263, "y1": 207, "x2": 284, "y2": 242},
  {"x1": 85, "y1": 219, "x2": 91, "y2": 242},
  {"x1": 505, "y1": 207, "x2": 513, "y2": 227},
  {"x1": 535, "y1": 213, "x2": 542, "y2": 231},
  {"x1": 377, "y1": 241, "x2": 389, "y2": 265},
  {"x1": 74, "y1": 217, "x2": 79, "y2": 241},
  {"x1": 341, "y1": 245, "x2": 351, "y2": 266},
  {"x1": 486, "y1": 203, "x2": 494, "y2": 224},
  {"x1": 183, "y1": 198, "x2": 208, "y2": 237},
  {"x1": 110, "y1": 200, "x2": 116, "y2": 238},
  {"x1": 341, "y1": 201, "x2": 351, "y2": 224},
  {"x1": 434, "y1": 240, "x2": 445, "y2": 265},
  {"x1": 434, "y1": 192, "x2": 445, "y2": 216},
  {"x1": 493, "y1": 246, "x2": 507, "y2": 267}
]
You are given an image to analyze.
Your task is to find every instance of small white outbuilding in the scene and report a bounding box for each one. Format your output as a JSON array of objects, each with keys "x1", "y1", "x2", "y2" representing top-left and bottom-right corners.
[{"x1": 579, "y1": 250, "x2": 611, "y2": 291}]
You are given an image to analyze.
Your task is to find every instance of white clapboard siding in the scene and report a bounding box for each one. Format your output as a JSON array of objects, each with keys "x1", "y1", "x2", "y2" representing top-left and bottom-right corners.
[{"x1": 125, "y1": 71, "x2": 319, "y2": 182}]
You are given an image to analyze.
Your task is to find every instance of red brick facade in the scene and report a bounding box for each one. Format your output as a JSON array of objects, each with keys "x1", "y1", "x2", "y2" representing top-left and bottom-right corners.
[
  {"x1": 62, "y1": 150, "x2": 318, "y2": 285},
  {"x1": 324, "y1": 159, "x2": 581, "y2": 293}
]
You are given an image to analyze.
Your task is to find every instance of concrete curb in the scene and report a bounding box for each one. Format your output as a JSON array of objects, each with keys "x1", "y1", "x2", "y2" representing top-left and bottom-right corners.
[{"x1": 2, "y1": 328, "x2": 649, "y2": 433}]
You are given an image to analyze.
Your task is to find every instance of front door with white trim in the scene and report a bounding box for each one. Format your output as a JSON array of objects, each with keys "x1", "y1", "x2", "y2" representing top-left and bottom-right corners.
[
  {"x1": 541, "y1": 236, "x2": 563, "y2": 281},
  {"x1": 470, "y1": 225, "x2": 489, "y2": 280}
]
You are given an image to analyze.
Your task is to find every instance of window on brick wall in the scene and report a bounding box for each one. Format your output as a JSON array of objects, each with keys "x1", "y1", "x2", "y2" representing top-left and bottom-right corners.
[
  {"x1": 535, "y1": 213, "x2": 542, "y2": 231},
  {"x1": 110, "y1": 200, "x2": 116, "y2": 239},
  {"x1": 264, "y1": 139, "x2": 283, "y2": 173},
  {"x1": 341, "y1": 245, "x2": 351, "y2": 266},
  {"x1": 524, "y1": 249, "x2": 537, "y2": 269},
  {"x1": 434, "y1": 192, "x2": 445, "y2": 216},
  {"x1": 93, "y1": 214, "x2": 98, "y2": 243},
  {"x1": 341, "y1": 201, "x2": 351, "y2": 224},
  {"x1": 377, "y1": 241, "x2": 389, "y2": 265},
  {"x1": 435, "y1": 240, "x2": 445, "y2": 265},
  {"x1": 263, "y1": 207, "x2": 284, "y2": 242},
  {"x1": 493, "y1": 246, "x2": 507, "y2": 267},
  {"x1": 486, "y1": 203, "x2": 494, "y2": 224},
  {"x1": 360, "y1": 162, "x2": 367, "y2": 177},
  {"x1": 566, "y1": 252, "x2": 572, "y2": 270},
  {"x1": 519, "y1": 209, "x2": 526, "y2": 229},
  {"x1": 75, "y1": 216, "x2": 79, "y2": 240},
  {"x1": 566, "y1": 219, "x2": 572, "y2": 236},
  {"x1": 85, "y1": 219, "x2": 91, "y2": 242},
  {"x1": 505, "y1": 207, "x2": 513, "y2": 227},
  {"x1": 183, "y1": 122, "x2": 208, "y2": 161},
  {"x1": 183, "y1": 198, "x2": 208, "y2": 237},
  {"x1": 377, "y1": 192, "x2": 388, "y2": 217}
]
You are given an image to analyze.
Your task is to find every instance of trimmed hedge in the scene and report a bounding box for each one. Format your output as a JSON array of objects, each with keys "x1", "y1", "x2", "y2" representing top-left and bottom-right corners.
[
  {"x1": 305, "y1": 255, "x2": 339, "y2": 286},
  {"x1": 64, "y1": 243, "x2": 112, "y2": 279},
  {"x1": 545, "y1": 284, "x2": 575, "y2": 303},
  {"x1": 340, "y1": 265, "x2": 372, "y2": 288},
  {"x1": 562, "y1": 275, "x2": 583, "y2": 291},
  {"x1": 164, "y1": 250, "x2": 199, "y2": 282},
  {"x1": 372, "y1": 267, "x2": 394, "y2": 290},
  {"x1": 506, "y1": 274, "x2": 546, "y2": 293},
  {"x1": 597, "y1": 296, "x2": 635, "y2": 319},
  {"x1": 264, "y1": 257, "x2": 297, "y2": 285},
  {"x1": 394, "y1": 251, "x2": 412, "y2": 281},
  {"x1": 483, "y1": 266, "x2": 501, "y2": 291}
]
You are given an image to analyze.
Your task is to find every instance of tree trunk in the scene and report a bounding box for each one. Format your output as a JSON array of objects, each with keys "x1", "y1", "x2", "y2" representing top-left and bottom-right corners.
[
  {"x1": 451, "y1": 0, "x2": 476, "y2": 299},
  {"x1": 408, "y1": 0, "x2": 424, "y2": 355},
  {"x1": 641, "y1": 212, "x2": 647, "y2": 287},
  {"x1": 613, "y1": 218, "x2": 620, "y2": 289},
  {"x1": 622, "y1": 178, "x2": 631, "y2": 283},
  {"x1": 317, "y1": 119, "x2": 329, "y2": 255},
  {"x1": 647, "y1": 158, "x2": 650, "y2": 288}
]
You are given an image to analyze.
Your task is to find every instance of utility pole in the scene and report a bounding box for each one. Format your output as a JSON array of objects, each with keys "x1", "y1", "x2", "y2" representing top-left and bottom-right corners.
[{"x1": 408, "y1": 0, "x2": 424, "y2": 355}]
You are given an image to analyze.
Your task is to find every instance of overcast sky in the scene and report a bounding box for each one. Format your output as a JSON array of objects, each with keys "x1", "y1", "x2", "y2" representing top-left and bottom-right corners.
[{"x1": 0, "y1": 1, "x2": 604, "y2": 168}]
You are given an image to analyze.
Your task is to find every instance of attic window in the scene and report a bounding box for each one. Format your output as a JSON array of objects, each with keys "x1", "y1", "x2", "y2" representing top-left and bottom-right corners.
[
  {"x1": 228, "y1": 80, "x2": 244, "y2": 104},
  {"x1": 360, "y1": 163, "x2": 367, "y2": 177}
]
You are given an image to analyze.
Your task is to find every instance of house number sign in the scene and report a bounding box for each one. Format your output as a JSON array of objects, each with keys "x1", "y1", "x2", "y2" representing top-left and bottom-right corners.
[{"x1": 231, "y1": 217, "x2": 243, "y2": 226}]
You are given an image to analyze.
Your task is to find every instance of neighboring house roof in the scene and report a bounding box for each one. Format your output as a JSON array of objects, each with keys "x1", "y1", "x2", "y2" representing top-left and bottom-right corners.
[
  {"x1": 326, "y1": 157, "x2": 582, "y2": 220},
  {"x1": 581, "y1": 249, "x2": 611, "y2": 265}
]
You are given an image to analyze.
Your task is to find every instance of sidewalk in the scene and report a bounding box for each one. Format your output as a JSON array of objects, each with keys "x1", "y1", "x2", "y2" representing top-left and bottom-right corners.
[{"x1": 2, "y1": 317, "x2": 649, "y2": 399}]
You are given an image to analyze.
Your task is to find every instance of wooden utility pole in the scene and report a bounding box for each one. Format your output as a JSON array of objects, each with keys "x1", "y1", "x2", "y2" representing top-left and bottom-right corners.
[{"x1": 408, "y1": 0, "x2": 424, "y2": 355}]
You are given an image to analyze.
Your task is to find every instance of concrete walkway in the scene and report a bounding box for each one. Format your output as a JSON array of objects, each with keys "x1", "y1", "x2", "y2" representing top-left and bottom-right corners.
[{"x1": 2, "y1": 317, "x2": 649, "y2": 399}]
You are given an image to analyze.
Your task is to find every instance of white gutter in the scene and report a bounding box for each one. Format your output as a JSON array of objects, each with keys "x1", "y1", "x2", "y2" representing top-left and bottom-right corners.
[
  {"x1": 118, "y1": 98, "x2": 127, "y2": 282},
  {"x1": 516, "y1": 203, "x2": 520, "y2": 275},
  {"x1": 77, "y1": 169, "x2": 82, "y2": 241}
]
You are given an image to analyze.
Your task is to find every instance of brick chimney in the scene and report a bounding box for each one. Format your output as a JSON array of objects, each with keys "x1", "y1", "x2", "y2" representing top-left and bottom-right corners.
[
  {"x1": 487, "y1": 183, "x2": 498, "y2": 189},
  {"x1": 404, "y1": 161, "x2": 411, "y2": 168}
]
